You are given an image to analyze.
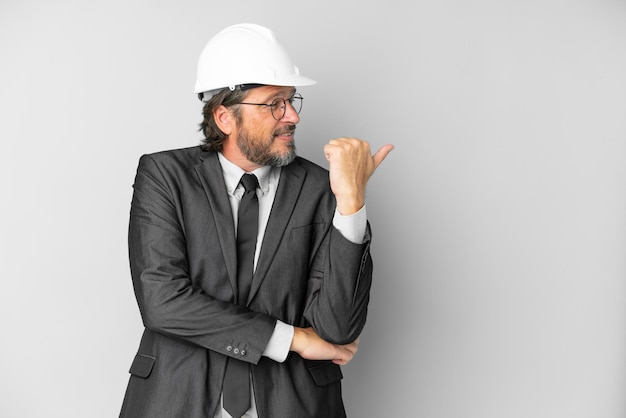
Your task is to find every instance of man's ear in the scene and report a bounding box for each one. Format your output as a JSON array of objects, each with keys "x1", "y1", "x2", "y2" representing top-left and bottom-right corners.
[{"x1": 213, "y1": 105, "x2": 233, "y2": 135}]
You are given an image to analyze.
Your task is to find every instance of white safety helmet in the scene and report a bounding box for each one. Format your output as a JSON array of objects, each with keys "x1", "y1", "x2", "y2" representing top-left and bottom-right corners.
[{"x1": 194, "y1": 23, "x2": 316, "y2": 101}]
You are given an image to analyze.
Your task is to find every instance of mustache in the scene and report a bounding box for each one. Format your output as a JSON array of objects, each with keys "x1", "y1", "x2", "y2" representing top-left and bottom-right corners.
[{"x1": 273, "y1": 125, "x2": 296, "y2": 136}]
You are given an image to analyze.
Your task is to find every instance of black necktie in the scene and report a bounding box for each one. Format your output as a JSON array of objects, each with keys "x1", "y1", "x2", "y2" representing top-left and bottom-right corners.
[
  {"x1": 224, "y1": 173, "x2": 259, "y2": 418},
  {"x1": 235, "y1": 173, "x2": 259, "y2": 303}
]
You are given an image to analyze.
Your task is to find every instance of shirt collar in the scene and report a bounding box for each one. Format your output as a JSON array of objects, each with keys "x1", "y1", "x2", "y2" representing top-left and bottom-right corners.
[{"x1": 217, "y1": 152, "x2": 273, "y2": 195}]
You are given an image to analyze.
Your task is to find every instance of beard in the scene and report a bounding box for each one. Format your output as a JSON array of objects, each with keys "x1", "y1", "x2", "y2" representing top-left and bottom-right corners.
[{"x1": 237, "y1": 124, "x2": 297, "y2": 167}]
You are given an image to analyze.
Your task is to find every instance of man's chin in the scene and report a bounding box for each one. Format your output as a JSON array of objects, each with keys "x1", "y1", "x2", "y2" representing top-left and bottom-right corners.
[
  {"x1": 270, "y1": 150, "x2": 296, "y2": 167},
  {"x1": 268, "y1": 141, "x2": 296, "y2": 166}
]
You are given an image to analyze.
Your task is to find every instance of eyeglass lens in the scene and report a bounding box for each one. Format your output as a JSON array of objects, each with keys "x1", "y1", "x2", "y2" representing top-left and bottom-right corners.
[{"x1": 271, "y1": 94, "x2": 302, "y2": 119}]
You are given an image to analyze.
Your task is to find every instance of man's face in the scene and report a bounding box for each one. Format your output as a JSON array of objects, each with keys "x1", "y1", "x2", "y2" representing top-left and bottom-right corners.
[{"x1": 235, "y1": 86, "x2": 300, "y2": 167}]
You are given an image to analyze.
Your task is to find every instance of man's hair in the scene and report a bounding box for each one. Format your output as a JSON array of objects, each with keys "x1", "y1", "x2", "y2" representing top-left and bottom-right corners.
[{"x1": 199, "y1": 88, "x2": 247, "y2": 152}]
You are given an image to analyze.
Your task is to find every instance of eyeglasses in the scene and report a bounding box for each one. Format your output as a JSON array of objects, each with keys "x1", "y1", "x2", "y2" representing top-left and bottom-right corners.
[{"x1": 238, "y1": 93, "x2": 303, "y2": 120}]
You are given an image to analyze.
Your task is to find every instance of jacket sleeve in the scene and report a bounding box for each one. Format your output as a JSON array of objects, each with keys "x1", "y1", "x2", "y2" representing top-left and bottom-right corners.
[
  {"x1": 302, "y1": 222, "x2": 374, "y2": 345},
  {"x1": 128, "y1": 154, "x2": 276, "y2": 364}
]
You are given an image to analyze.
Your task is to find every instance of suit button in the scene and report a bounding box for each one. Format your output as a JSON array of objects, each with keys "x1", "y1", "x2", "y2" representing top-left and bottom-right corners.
[
  {"x1": 226, "y1": 345, "x2": 233, "y2": 352},
  {"x1": 241, "y1": 349, "x2": 247, "y2": 356},
  {"x1": 233, "y1": 348, "x2": 240, "y2": 355}
]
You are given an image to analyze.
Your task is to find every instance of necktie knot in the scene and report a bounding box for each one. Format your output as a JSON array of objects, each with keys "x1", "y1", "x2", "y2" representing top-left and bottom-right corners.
[{"x1": 240, "y1": 173, "x2": 258, "y2": 193}]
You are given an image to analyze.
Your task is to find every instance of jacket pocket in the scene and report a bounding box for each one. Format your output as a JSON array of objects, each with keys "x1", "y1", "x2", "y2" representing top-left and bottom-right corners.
[
  {"x1": 128, "y1": 353, "x2": 155, "y2": 378},
  {"x1": 306, "y1": 360, "x2": 343, "y2": 386}
]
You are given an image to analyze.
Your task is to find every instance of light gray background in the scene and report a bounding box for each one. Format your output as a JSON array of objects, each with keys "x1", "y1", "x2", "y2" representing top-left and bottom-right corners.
[{"x1": 1, "y1": 1, "x2": 624, "y2": 417}]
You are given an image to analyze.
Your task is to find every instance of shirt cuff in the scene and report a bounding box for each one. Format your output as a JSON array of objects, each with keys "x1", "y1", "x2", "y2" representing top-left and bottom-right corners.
[
  {"x1": 332, "y1": 204, "x2": 367, "y2": 244},
  {"x1": 262, "y1": 320, "x2": 294, "y2": 363}
]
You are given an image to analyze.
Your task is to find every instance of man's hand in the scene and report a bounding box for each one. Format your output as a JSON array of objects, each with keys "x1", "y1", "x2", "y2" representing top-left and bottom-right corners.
[
  {"x1": 324, "y1": 138, "x2": 394, "y2": 215},
  {"x1": 290, "y1": 327, "x2": 359, "y2": 365}
]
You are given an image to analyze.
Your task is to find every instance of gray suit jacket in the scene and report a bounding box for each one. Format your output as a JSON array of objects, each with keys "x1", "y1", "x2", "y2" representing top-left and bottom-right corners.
[{"x1": 119, "y1": 146, "x2": 373, "y2": 418}]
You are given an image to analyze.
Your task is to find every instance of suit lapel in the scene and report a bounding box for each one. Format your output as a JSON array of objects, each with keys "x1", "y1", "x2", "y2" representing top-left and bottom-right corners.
[
  {"x1": 194, "y1": 152, "x2": 238, "y2": 296},
  {"x1": 248, "y1": 160, "x2": 307, "y2": 304}
]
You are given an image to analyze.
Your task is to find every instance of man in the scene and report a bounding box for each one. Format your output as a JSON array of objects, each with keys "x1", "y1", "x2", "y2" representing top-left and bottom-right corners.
[{"x1": 119, "y1": 23, "x2": 393, "y2": 418}]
